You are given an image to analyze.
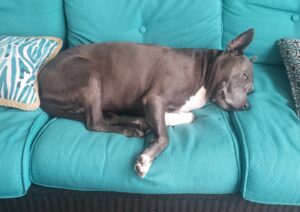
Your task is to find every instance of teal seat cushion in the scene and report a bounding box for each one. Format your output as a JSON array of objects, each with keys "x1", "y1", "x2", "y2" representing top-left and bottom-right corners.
[
  {"x1": 0, "y1": 0, "x2": 66, "y2": 40},
  {"x1": 222, "y1": 0, "x2": 300, "y2": 65},
  {"x1": 230, "y1": 64, "x2": 300, "y2": 205},
  {"x1": 0, "y1": 107, "x2": 48, "y2": 198},
  {"x1": 65, "y1": 0, "x2": 222, "y2": 49},
  {"x1": 31, "y1": 105, "x2": 240, "y2": 194}
]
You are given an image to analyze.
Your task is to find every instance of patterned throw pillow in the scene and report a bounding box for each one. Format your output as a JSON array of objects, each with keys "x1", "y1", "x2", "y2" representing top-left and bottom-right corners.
[
  {"x1": 278, "y1": 38, "x2": 300, "y2": 117},
  {"x1": 0, "y1": 36, "x2": 62, "y2": 110}
]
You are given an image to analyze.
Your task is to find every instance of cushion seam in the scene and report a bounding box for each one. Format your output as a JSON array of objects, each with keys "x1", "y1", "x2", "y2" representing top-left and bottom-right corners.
[
  {"x1": 220, "y1": 0, "x2": 224, "y2": 49},
  {"x1": 229, "y1": 112, "x2": 249, "y2": 198},
  {"x1": 220, "y1": 109, "x2": 241, "y2": 192},
  {"x1": 30, "y1": 117, "x2": 58, "y2": 184},
  {"x1": 20, "y1": 112, "x2": 47, "y2": 195}
]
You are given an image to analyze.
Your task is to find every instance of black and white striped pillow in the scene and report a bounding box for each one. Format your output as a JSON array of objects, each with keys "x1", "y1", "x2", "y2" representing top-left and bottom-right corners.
[
  {"x1": 0, "y1": 36, "x2": 62, "y2": 110},
  {"x1": 278, "y1": 38, "x2": 300, "y2": 117}
]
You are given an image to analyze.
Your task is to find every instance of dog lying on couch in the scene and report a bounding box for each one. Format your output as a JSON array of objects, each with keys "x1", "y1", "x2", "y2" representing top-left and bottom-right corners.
[{"x1": 38, "y1": 28, "x2": 255, "y2": 178}]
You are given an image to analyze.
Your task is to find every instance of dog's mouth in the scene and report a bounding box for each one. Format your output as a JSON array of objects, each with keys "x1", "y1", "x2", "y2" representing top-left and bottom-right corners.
[
  {"x1": 213, "y1": 96, "x2": 250, "y2": 111},
  {"x1": 220, "y1": 102, "x2": 249, "y2": 111}
]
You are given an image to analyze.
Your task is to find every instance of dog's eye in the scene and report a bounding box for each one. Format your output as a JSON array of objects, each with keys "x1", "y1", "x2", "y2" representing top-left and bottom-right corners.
[
  {"x1": 243, "y1": 73, "x2": 248, "y2": 81},
  {"x1": 219, "y1": 90, "x2": 225, "y2": 99}
]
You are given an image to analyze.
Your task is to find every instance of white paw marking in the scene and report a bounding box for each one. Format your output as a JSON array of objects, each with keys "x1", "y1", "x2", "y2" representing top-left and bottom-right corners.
[
  {"x1": 134, "y1": 154, "x2": 152, "y2": 178},
  {"x1": 165, "y1": 112, "x2": 196, "y2": 126}
]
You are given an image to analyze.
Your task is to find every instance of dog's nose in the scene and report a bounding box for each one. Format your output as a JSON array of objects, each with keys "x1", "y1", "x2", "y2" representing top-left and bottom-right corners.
[
  {"x1": 243, "y1": 102, "x2": 250, "y2": 109},
  {"x1": 248, "y1": 85, "x2": 254, "y2": 93}
]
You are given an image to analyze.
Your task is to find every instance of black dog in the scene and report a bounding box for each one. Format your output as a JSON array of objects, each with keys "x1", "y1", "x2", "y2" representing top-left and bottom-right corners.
[{"x1": 39, "y1": 29, "x2": 255, "y2": 178}]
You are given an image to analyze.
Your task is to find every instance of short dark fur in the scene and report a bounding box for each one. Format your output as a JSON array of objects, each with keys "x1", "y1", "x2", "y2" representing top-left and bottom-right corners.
[{"x1": 39, "y1": 29, "x2": 255, "y2": 177}]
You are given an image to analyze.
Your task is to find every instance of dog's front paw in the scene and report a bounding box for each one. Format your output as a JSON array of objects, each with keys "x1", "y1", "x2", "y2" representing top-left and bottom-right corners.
[
  {"x1": 134, "y1": 154, "x2": 153, "y2": 178},
  {"x1": 122, "y1": 128, "x2": 145, "y2": 137},
  {"x1": 188, "y1": 112, "x2": 196, "y2": 123},
  {"x1": 165, "y1": 112, "x2": 196, "y2": 126}
]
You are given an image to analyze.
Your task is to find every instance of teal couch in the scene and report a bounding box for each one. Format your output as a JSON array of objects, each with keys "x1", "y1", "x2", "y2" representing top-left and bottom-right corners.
[{"x1": 0, "y1": 0, "x2": 300, "y2": 210}]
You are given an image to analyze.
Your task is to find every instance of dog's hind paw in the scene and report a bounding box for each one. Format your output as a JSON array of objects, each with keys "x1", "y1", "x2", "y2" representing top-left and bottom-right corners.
[
  {"x1": 138, "y1": 119, "x2": 151, "y2": 133},
  {"x1": 134, "y1": 154, "x2": 153, "y2": 178},
  {"x1": 122, "y1": 128, "x2": 145, "y2": 137}
]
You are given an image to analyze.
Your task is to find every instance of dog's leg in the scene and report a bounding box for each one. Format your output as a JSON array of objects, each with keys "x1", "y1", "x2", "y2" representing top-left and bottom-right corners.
[
  {"x1": 83, "y1": 75, "x2": 145, "y2": 137},
  {"x1": 104, "y1": 112, "x2": 150, "y2": 133},
  {"x1": 165, "y1": 112, "x2": 196, "y2": 126},
  {"x1": 86, "y1": 105, "x2": 145, "y2": 137},
  {"x1": 134, "y1": 95, "x2": 168, "y2": 178}
]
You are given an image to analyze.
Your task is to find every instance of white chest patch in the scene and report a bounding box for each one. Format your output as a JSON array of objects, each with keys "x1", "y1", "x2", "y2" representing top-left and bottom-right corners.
[{"x1": 178, "y1": 86, "x2": 207, "y2": 112}]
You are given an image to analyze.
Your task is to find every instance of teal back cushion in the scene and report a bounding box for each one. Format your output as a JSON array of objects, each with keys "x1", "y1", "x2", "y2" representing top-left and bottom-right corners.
[
  {"x1": 223, "y1": 0, "x2": 300, "y2": 65},
  {"x1": 0, "y1": 0, "x2": 66, "y2": 40},
  {"x1": 65, "y1": 0, "x2": 222, "y2": 49}
]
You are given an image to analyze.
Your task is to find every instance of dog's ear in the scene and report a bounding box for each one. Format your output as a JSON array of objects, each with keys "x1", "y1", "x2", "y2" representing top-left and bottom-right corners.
[{"x1": 226, "y1": 28, "x2": 254, "y2": 55}]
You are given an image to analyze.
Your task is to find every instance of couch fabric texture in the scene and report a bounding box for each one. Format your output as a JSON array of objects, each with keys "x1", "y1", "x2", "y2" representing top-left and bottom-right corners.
[{"x1": 0, "y1": 0, "x2": 300, "y2": 206}]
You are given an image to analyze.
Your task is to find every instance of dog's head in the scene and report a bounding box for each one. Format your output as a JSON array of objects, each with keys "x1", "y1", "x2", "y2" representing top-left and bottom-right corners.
[{"x1": 210, "y1": 28, "x2": 255, "y2": 111}]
